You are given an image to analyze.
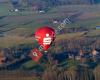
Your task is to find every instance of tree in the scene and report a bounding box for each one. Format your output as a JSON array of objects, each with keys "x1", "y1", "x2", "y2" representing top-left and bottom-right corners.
[
  {"x1": 42, "y1": 53, "x2": 59, "y2": 80},
  {"x1": 11, "y1": 0, "x2": 19, "y2": 9}
]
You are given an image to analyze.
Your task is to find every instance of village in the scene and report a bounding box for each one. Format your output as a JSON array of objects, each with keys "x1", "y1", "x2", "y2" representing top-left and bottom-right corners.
[
  {"x1": 0, "y1": 0, "x2": 100, "y2": 80},
  {"x1": 0, "y1": 43, "x2": 100, "y2": 70}
]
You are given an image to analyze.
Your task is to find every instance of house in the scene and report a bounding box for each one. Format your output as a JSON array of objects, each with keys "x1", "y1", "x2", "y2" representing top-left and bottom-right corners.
[
  {"x1": 91, "y1": 49, "x2": 99, "y2": 56},
  {"x1": 75, "y1": 50, "x2": 83, "y2": 60},
  {"x1": 0, "y1": 50, "x2": 6, "y2": 65},
  {"x1": 91, "y1": 49, "x2": 100, "y2": 61},
  {"x1": 32, "y1": 5, "x2": 38, "y2": 11},
  {"x1": 38, "y1": 10, "x2": 45, "y2": 13},
  {"x1": 52, "y1": 19, "x2": 60, "y2": 24},
  {"x1": 15, "y1": 9, "x2": 19, "y2": 12}
]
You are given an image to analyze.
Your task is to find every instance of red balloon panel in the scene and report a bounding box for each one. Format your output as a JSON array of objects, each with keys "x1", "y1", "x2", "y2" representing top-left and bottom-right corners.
[
  {"x1": 29, "y1": 48, "x2": 42, "y2": 62},
  {"x1": 34, "y1": 26, "x2": 55, "y2": 51}
]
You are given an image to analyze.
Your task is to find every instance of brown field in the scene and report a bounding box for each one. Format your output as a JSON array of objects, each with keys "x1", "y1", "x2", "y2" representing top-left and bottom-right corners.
[
  {"x1": 0, "y1": 70, "x2": 39, "y2": 80},
  {"x1": 77, "y1": 12, "x2": 100, "y2": 20},
  {"x1": 0, "y1": 35, "x2": 33, "y2": 48}
]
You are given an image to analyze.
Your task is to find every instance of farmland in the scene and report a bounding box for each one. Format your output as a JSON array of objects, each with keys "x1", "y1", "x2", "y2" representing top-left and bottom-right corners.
[
  {"x1": 0, "y1": 0, "x2": 100, "y2": 80},
  {"x1": 0, "y1": 2, "x2": 100, "y2": 48}
]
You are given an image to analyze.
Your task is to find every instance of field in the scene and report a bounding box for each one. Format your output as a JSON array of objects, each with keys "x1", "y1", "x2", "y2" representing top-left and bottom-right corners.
[
  {"x1": 0, "y1": 2, "x2": 100, "y2": 48},
  {"x1": 0, "y1": 2, "x2": 100, "y2": 80},
  {"x1": 0, "y1": 70, "x2": 39, "y2": 80}
]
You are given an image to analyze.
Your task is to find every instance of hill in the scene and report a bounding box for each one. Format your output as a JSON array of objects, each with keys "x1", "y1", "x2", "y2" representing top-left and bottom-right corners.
[
  {"x1": 0, "y1": 2, "x2": 100, "y2": 80},
  {"x1": 0, "y1": 2, "x2": 100, "y2": 48}
]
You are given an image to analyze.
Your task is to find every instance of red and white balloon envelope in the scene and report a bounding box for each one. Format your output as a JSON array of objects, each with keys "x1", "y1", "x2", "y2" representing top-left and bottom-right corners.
[
  {"x1": 30, "y1": 26, "x2": 55, "y2": 62},
  {"x1": 34, "y1": 26, "x2": 55, "y2": 51}
]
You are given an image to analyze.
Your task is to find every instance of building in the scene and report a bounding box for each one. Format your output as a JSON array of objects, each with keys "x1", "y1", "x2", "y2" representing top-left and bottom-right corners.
[
  {"x1": 96, "y1": 26, "x2": 100, "y2": 29},
  {"x1": 91, "y1": 49, "x2": 99, "y2": 56},
  {"x1": 0, "y1": 50, "x2": 6, "y2": 65}
]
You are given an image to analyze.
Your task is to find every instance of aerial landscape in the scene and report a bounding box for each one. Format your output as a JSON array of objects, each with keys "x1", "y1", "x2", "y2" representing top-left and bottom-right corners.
[{"x1": 0, "y1": 0, "x2": 100, "y2": 80}]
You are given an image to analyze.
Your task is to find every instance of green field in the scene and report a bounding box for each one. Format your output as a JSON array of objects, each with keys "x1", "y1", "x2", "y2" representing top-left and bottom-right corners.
[{"x1": 0, "y1": 3, "x2": 100, "y2": 48}]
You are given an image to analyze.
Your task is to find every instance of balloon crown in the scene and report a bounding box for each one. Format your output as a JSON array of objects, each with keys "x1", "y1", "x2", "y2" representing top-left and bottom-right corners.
[{"x1": 46, "y1": 34, "x2": 49, "y2": 37}]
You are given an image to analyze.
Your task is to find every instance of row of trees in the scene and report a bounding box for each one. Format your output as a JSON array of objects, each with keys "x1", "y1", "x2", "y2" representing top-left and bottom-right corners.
[
  {"x1": 53, "y1": 36, "x2": 100, "y2": 53},
  {"x1": 42, "y1": 61, "x2": 100, "y2": 80},
  {"x1": 11, "y1": 0, "x2": 100, "y2": 6},
  {"x1": 0, "y1": 61, "x2": 99, "y2": 80},
  {"x1": 0, "y1": 34, "x2": 99, "y2": 65},
  {"x1": 10, "y1": 0, "x2": 100, "y2": 11},
  {"x1": 42, "y1": 49, "x2": 100, "y2": 80}
]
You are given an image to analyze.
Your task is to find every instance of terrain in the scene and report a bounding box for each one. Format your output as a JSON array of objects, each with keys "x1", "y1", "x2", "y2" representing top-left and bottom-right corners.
[
  {"x1": 0, "y1": 3, "x2": 100, "y2": 48},
  {"x1": 0, "y1": 1, "x2": 100, "y2": 80}
]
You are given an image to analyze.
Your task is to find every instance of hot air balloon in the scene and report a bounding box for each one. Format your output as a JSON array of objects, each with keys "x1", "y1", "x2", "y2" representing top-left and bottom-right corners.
[{"x1": 34, "y1": 26, "x2": 55, "y2": 51}]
